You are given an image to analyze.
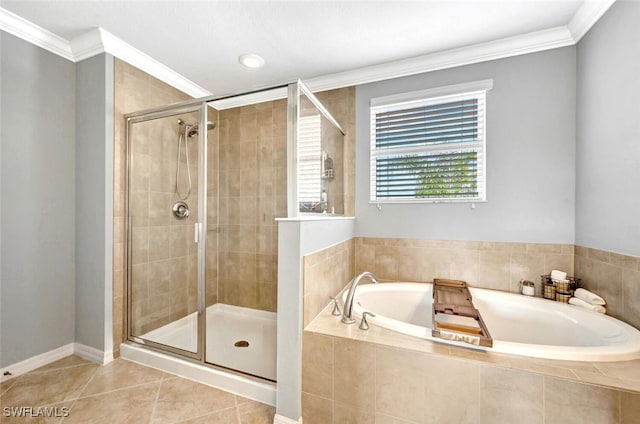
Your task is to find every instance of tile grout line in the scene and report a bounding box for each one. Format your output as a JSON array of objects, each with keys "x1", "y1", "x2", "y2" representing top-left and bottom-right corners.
[
  {"x1": 149, "y1": 376, "x2": 164, "y2": 424},
  {"x1": 58, "y1": 364, "x2": 100, "y2": 422},
  {"x1": 68, "y1": 364, "x2": 100, "y2": 401},
  {"x1": 542, "y1": 375, "x2": 546, "y2": 424},
  {"x1": 173, "y1": 405, "x2": 239, "y2": 424},
  {"x1": 233, "y1": 391, "x2": 242, "y2": 424},
  {"x1": 73, "y1": 379, "x2": 166, "y2": 402}
]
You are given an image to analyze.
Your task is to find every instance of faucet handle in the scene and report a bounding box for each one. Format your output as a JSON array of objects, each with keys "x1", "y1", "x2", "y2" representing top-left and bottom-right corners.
[
  {"x1": 329, "y1": 296, "x2": 342, "y2": 316},
  {"x1": 359, "y1": 312, "x2": 376, "y2": 330}
]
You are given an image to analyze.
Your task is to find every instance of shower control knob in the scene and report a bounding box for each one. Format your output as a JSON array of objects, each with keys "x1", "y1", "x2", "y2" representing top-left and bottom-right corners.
[{"x1": 173, "y1": 201, "x2": 190, "y2": 219}]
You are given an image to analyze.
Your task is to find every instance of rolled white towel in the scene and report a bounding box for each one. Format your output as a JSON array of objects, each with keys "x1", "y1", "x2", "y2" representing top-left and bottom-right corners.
[
  {"x1": 569, "y1": 297, "x2": 606, "y2": 314},
  {"x1": 574, "y1": 288, "x2": 606, "y2": 306},
  {"x1": 550, "y1": 270, "x2": 567, "y2": 281}
]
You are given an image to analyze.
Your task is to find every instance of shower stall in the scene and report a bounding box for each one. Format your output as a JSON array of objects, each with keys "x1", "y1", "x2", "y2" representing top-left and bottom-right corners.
[{"x1": 122, "y1": 81, "x2": 344, "y2": 388}]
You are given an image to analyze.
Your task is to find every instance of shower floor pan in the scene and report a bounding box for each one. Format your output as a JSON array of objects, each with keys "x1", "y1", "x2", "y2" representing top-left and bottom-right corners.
[{"x1": 140, "y1": 303, "x2": 276, "y2": 381}]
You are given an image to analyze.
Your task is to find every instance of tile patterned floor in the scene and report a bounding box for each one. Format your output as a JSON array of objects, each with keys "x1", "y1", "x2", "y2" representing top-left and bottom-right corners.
[{"x1": 0, "y1": 356, "x2": 275, "y2": 423}]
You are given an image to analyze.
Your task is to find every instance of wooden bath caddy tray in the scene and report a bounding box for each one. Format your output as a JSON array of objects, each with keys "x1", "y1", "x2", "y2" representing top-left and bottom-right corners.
[{"x1": 432, "y1": 279, "x2": 493, "y2": 347}]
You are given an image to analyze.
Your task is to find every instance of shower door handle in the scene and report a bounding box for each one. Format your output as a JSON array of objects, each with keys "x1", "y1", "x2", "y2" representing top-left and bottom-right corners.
[{"x1": 194, "y1": 222, "x2": 202, "y2": 243}]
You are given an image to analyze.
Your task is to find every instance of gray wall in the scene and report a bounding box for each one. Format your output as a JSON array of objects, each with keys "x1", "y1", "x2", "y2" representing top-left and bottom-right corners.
[
  {"x1": 575, "y1": 1, "x2": 640, "y2": 257},
  {"x1": 0, "y1": 32, "x2": 76, "y2": 366},
  {"x1": 75, "y1": 54, "x2": 114, "y2": 353},
  {"x1": 355, "y1": 47, "x2": 577, "y2": 243}
]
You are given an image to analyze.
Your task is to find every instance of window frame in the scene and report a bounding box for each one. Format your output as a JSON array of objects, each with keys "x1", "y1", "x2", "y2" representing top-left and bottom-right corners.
[{"x1": 369, "y1": 79, "x2": 492, "y2": 204}]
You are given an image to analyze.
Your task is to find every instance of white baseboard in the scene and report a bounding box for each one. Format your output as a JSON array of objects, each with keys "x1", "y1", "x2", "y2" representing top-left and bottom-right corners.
[
  {"x1": 0, "y1": 343, "x2": 74, "y2": 382},
  {"x1": 73, "y1": 343, "x2": 113, "y2": 365},
  {"x1": 0, "y1": 343, "x2": 112, "y2": 382},
  {"x1": 273, "y1": 414, "x2": 303, "y2": 424}
]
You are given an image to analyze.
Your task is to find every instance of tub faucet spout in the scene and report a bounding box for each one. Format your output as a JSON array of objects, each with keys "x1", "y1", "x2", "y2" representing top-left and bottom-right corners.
[{"x1": 341, "y1": 272, "x2": 378, "y2": 324}]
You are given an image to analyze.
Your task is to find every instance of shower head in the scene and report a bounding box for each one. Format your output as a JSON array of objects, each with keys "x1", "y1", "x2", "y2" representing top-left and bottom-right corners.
[{"x1": 187, "y1": 121, "x2": 216, "y2": 138}]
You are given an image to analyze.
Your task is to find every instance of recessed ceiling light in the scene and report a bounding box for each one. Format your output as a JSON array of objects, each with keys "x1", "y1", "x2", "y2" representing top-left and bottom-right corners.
[{"x1": 238, "y1": 53, "x2": 265, "y2": 69}]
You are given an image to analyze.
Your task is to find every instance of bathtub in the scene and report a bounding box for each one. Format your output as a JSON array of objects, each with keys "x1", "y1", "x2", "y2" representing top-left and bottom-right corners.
[{"x1": 347, "y1": 282, "x2": 640, "y2": 362}]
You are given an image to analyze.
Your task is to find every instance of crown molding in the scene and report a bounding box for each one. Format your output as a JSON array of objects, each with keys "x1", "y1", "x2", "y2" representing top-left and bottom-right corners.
[
  {"x1": 306, "y1": 26, "x2": 574, "y2": 93},
  {"x1": 0, "y1": 7, "x2": 73, "y2": 60},
  {"x1": 2, "y1": 1, "x2": 614, "y2": 104},
  {"x1": 568, "y1": 0, "x2": 616, "y2": 42},
  {"x1": 0, "y1": 7, "x2": 210, "y2": 98},
  {"x1": 69, "y1": 27, "x2": 210, "y2": 98},
  {"x1": 69, "y1": 27, "x2": 105, "y2": 62},
  {"x1": 95, "y1": 28, "x2": 211, "y2": 98}
]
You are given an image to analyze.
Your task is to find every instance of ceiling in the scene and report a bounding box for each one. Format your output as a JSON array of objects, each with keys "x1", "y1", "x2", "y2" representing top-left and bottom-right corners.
[{"x1": 1, "y1": 1, "x2": 612, "y2": 97}]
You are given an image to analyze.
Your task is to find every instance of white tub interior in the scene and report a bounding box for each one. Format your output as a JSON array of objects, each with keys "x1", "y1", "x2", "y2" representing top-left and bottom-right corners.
[{"x1": 349, "y1": 282, "x2": 640, "y2": 361}]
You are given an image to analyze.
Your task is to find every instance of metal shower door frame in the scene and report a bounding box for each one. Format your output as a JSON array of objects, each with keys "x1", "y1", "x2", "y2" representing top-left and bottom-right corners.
[{"x1": 124, "y1": 102, "x2": 208, "y2": 362}]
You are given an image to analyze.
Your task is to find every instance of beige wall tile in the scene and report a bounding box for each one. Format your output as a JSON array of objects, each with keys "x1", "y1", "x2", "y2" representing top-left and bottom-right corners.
[
  {"x1": 623, "y1": 268, "x2": 640, "y2": 329},
  {"x1": 303, "y1": 239, "x2": 355, "y2": 324},
  {"x1": 302, "y1": 332, "x2": 334, "y2": 399},
  {"x1": 509, "y1": 252, "x2": 545, "y2": 294},
  {"x1": 375, "y1": 346, "x2": 426, "y2": 422},
  {"x1": 302, "y1": 392, "x2": 333, "y2": 424},
  {"x1": 334, "y1": 400, "x2": 375, "y2": 424},
  {"x1": 333, "y1": 338, "x2": 375, "y2": 412},
  {"x1": 478, "y1": 250, "x2": 510, "y2": 291},
  {"x1": 479, "y1": 366, "x2": 543, "y2": 424},
  {"x1": 621, "y1": 391, "x2": 640, "y2": 424},
  {"x1": 544, "y1": 377, "x2": 619, "y2": 424},
  {"x1": 423, "y1": 355, "x2": 480, "y2": 424},
  {"x1": 544, "y1": 253, "x2": 575, "y2": 276},
  {"x1": 594, "y1": 359, "x2": 640, "y2": 382},
  {"x1": 589, "y1": 248, "x2": 612, "y2": 263},
  {"x1": 450, "y1": 249, "x2": 480, "y2": 285},
  {"x1": 375, "y1": 413, "x2": 421, "y2": 424}
]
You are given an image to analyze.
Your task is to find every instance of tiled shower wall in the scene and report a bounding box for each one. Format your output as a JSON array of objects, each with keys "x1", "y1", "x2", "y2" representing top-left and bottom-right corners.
[
  {"x1": 215, "y1": 86, "x2": 356, "y2": 312},
  {"x1": 314, "y1": 87, "x2": 356, "y2": 217},
  {"x1": 113, "y1": 73, "x2": 356, "y2": 352},
  {"x1": 216, "y1": 100, "x2": 288, "y2": 312},
  {"x1": 113, "y1": 59, "x2": 192, "y2": 355},
  {"x1": 127, "y1": 110, "x2": 207, "y2": 337}
]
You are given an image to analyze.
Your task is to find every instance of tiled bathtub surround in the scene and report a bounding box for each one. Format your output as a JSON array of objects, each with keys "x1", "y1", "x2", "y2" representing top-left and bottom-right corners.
[
  {"x1": 575, "y1": 246, "x2": 640, "y2": 329},
  {"x1": 355, "y1": 237, "x2": 575, "y2": 296},
  {"x1": 303, "y1": 315, "x2": 640, "y2": 424},
  {"x1": 301, "y1": 236, "x2": 640, "y2": 423},
  {"x1": 303, "y1": 239, "x2": 355, "y2": 326}
]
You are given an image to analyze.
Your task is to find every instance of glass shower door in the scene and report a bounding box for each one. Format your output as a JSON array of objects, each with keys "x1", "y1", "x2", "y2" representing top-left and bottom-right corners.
[{"x1": 126, "y1": 105, "x2": 206, "y2": 358}]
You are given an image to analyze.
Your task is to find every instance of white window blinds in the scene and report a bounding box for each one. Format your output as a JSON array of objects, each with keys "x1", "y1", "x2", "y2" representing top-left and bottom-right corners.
[
  {"x1": 298, "y1": 114, "x2": 322, "y2": 202},
  {"x1": 370, "y1": 82, "x2": 490, "y2": 203}
]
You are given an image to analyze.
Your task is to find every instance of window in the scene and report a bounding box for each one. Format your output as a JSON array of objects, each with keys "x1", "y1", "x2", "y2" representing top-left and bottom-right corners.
[
  {"x1": 370, "y1": 80, "x2": 491, "y2": 203},
  {"x1": 298, "y1": 114, "x2": 322, "y2": 205}
]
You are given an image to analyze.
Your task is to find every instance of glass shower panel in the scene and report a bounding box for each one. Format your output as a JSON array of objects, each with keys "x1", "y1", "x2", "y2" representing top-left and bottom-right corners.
[
  {"x1": 298, "y1": 90, "x2": 345, "y2": 215},
  {"x1": 203, "y1": 97, "x2": 282, "y2": 381},
  {"x1": 127, "y1": 110, "x2": 201, "y2": 355}
]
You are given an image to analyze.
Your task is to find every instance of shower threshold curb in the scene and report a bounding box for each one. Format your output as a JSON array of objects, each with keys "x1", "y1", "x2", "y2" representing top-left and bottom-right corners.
[{"x1": 120, "y1": 343, "x2": 276, "y2": 406}]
